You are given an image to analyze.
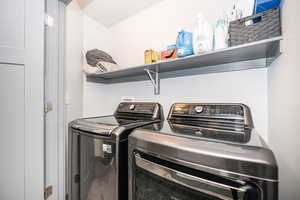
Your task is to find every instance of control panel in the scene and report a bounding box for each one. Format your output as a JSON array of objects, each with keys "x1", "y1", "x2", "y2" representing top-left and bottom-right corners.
[
  {"x1": 115, "y1": 102, "x2": 163, "y2": 120},
  {"x1": 170, "y1": 104, "x2": 245, "y2": 118}
]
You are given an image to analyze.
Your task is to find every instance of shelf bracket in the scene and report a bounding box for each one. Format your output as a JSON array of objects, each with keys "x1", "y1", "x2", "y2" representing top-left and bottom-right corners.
[
  {"x1": 145, "y1": 66, "x2": 159, "y2": 95},
  {"x1": 266, "y1": 39, "x2": 281, "y2": 66}
]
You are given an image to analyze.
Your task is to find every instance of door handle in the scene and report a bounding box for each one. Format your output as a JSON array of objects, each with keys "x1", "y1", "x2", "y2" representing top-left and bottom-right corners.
[
  {"x1": 135, "y1": 154, "x2": 251, "y2": 200},
  {"x1": 174, "y1": 171, "x2": 249, "y2": 193}
]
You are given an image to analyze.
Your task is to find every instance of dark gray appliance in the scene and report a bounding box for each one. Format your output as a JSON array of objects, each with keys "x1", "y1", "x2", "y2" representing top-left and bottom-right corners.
[
  {"x1": 68, "y1": 102, "x2": 163, "y2": 200},
  {"x1": 129, "y1": 103, "x2": 278, "y2": 200}
]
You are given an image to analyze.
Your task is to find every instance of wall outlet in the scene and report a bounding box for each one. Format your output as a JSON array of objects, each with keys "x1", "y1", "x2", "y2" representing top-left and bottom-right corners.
[{"x1": 121, "y1": 97, "x2": 135, "y2": 102}]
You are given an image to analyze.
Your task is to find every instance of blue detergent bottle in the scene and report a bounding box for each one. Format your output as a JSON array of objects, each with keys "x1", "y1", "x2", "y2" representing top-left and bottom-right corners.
[{"x1": 176, "y1": 30, "x2": 194, "y2": 57}]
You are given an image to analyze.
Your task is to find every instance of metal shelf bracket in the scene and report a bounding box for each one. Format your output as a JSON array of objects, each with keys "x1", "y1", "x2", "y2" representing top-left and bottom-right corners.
[
  {"x1": 145, "y1": 65, "x2": 160, "y2": 95},
  {"x1": 266, "y1": 39, "x2": 281, "y2": 66}
]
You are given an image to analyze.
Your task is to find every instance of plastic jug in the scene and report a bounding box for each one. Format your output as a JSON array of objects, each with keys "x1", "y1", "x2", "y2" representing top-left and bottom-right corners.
[
  {"x1": 192, "y1": 14, "x2": 214, "y2": 54},
  {"x1": 214, "y1": 19, "x2": 228, "y2": 50},
  {"x1": 176, "y1": 30, "x2": 194, "y2": 57}
]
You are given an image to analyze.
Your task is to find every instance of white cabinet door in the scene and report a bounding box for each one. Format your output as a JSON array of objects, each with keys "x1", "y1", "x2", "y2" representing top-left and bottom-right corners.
[
  {"x1": 0, "y1": 0, "x2": 45, "y2": 200},
  {"x1": 0, "y1": 65, "x2": 25, "y2": 200}
]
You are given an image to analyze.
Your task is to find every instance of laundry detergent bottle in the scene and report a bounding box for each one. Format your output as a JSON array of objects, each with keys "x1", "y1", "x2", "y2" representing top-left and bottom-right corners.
[
  {"x1": 193, "y1": 13, "x2": 214, "y2": 55},
  {"x1": 214, "y1": 19, "x2": 229, "y2": 50},
  {"x1": 176, "y1": 29, "x2": 194, "y2": 57}
]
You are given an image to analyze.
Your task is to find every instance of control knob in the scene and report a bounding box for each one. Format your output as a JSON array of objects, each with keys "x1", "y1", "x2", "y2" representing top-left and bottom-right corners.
[
  {"x1": 129, "y1": 104, "x2": 135, "y2": 110},
  {"x1": 194, "y1": 106, "x2": 204, "y2": 113}
]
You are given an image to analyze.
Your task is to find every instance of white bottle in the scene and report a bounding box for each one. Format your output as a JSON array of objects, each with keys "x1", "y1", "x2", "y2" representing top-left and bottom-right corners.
[
  {"x1": 193, "y1": 13, "x2": 214, "y2": 55},
  {"x1": 214, "y1": 19, "x2": 229, "y2": 50}
]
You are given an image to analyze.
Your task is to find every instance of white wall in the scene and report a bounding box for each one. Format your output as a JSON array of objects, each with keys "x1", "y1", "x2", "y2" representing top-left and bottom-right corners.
[
  {"x1": 65, "y1": 0, "x2": 83, "y2": 122},
  {"x1": 82, "y1": 15, "x2": 112, "y2": 55},
  {"x1": 268, "y1": 0, "x2": 300, "y2": 199},
  {"x1": 110, "y1": 0, "x2": 253, "y2": 67},
  {"x1": 82, "y1": 0, "x2": 268, "y2": 139}
]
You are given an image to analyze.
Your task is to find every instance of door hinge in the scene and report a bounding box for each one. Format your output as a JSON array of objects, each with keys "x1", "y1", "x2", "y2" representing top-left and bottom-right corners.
[
  {"x1": 44, "y1": 185, "x2": 53, "y2": 200},
  {"x1": 44, "y1": 102, "x2": 53, "y2": 113},
  {"x1": 45, "y1": 14, "x2": 54, "y2": 27}
]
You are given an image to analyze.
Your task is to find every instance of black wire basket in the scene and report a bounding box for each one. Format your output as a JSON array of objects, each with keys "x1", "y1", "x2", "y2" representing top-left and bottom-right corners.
[{"x1": 229, "y1": 7, "x2": 281, "y2": 47}]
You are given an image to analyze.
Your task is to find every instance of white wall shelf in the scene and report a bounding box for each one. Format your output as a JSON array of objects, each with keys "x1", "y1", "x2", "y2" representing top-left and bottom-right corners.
[{"x1": 87, "y1": 37, "x2": 282, "y2": 94}]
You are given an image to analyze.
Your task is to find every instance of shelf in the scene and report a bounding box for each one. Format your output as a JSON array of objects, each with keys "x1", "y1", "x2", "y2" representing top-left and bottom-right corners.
[{"x1": 87, "y1": 37, "x2": 282, "y2": 94}]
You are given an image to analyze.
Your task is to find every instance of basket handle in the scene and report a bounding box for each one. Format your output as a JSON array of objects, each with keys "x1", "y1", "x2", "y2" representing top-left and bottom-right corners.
[{"x1": 239, "y1": 8, "x2": 277, "y2": 26}]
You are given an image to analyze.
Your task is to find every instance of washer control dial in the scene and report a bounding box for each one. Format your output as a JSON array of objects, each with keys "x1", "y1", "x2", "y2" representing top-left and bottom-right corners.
[
  {"x1": 194, "y1": 106, "x2": 204, "y2": 113},
  {"x1": 129, "y1": 104, "x2": 135, "y2": 110}
]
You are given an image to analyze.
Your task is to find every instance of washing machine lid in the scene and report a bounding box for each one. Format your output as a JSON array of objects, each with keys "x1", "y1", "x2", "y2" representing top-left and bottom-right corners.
[
  {"x1": 71, "y1": 102, "x2": 164, "y2": 136},
  {"x1": 80, "y1": 115, "x2": 150, "y2": 126},
  {"x1": 71, "y1": 115, "x2": 155, "y2": 135}
]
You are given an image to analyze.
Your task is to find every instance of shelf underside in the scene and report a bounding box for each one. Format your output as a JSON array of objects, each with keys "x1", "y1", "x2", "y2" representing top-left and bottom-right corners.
[{"x1": 87, "y1": 37, "x2": 282, "y2": 84}]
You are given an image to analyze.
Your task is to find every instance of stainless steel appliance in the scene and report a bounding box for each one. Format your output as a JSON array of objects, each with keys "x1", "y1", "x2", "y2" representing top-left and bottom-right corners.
[
  {"x1": 129, "y1": 103, "x2": 278, "y2": 200},
  {"x1": 68, "y1": 102, "x2": 163, "y2": 200}
]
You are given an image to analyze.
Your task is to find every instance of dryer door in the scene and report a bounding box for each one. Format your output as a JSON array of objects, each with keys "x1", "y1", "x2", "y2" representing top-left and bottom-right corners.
[
  {"x1": 132, "y1": 152, "x2": 261, "y2": 200},
  {"x1": 70, "y1": 130, "x2": 116, "y2": 200}
]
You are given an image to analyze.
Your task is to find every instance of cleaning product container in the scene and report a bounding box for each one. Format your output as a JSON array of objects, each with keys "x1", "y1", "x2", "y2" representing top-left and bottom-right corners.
[
  {"x1": 193, "y1": 14, "x2": 213, "y2": 54},
  {"x1": 176, "y1": 30, "x2": 194, "y2": 57},
  {"x1": 214, "y1": 19, "x2": 229, "y2": 50}
]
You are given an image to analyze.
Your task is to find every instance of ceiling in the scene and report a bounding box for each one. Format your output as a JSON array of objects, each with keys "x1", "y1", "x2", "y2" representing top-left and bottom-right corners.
[{"x1": 78, "y1": 0, "x2": 165, "y2": 27}]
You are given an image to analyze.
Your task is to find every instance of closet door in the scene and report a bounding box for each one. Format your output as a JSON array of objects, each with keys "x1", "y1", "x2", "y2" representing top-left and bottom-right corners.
[{"x1": 0, "y1": 0, "x2": 45, "y2": 200}]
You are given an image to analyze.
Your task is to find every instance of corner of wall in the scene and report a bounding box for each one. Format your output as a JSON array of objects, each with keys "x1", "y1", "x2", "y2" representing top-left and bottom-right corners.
[{"x1": 65, "y1": 0, "x2": 84, "y2": 122}]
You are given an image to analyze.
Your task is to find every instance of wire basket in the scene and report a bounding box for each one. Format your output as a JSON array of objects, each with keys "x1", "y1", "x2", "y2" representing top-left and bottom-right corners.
[{"x1": 229, "y1": 8, "x2": 281, "y2": 47}]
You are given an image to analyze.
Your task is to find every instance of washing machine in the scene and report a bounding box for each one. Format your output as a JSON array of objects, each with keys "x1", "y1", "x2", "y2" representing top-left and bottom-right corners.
[{"x1": 68, "y1": 102, "x2": 163, "y2": 200}]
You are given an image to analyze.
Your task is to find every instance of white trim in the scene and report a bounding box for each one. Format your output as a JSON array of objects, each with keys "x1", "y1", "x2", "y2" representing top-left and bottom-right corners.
[
  {"x1": 44, "y1": 0, "x2": 59, "y2": 198},
  {"x1": 44, "y1": 0, "x2": 67, "y2": 200},
  {"x1": 24, "y1": 0, "x2": 45, "y2": 199},
  {"x1": 58, "y1": 2, "x2": 67, "y2": 200}
]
